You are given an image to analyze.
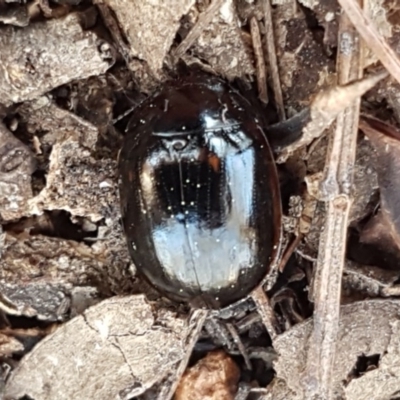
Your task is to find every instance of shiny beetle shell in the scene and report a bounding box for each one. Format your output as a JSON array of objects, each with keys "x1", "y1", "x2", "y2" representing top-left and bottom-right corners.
[{"x1": 118, "y1": 74, "x2": 282, "y2": 309}]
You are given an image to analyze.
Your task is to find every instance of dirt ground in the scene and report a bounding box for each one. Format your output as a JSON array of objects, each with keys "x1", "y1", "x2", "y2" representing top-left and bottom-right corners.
[{"x1": 1, "y1": 0, "x2": 400, "y2": 399}]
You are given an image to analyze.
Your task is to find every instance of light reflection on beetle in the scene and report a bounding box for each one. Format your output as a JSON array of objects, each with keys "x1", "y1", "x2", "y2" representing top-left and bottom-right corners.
[{"x1": 118, "y1": 73, "x2": 282, "y2": 309}]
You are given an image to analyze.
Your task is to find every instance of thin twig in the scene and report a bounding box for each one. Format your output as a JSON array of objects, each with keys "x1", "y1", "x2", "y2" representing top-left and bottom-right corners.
[
  {"x1": 250, "y1": 17, "x2": 268, "y2": 104},
  {"x1": 204, "y1": 317, "x2": 235, "y2": 352},
  {"x1": 278, "y1": 234, "x2": 302, "y2": 272},
  {"x1": 174, "y1": 0, "x2": 226, "y2": 59},
  {"x1": 260, "y1": 0, "x2": 285, "y2": 120},
  {"x1": 337, "y1": 0, "x2": 400, "y2": 84},
  {"x1": 161, "y1": 309, "x2": 208, "y2": 400},
  {"x1": 113, "y1": 106, "x2": 136, "y2": 125},
  {"x1": 251, "y1": 287, "x2": 278, "y2": 341},
  {"x1": 303, "y1": 6, "x2": 363, "y2": 399}
]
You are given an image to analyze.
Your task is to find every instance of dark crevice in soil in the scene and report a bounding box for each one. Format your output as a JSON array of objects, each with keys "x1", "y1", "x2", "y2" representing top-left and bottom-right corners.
[
  {"x1": 345, "y1": 353, "x2": 381, "y2": 385},
  {"x1": 3, "y1": 210, "x2": 98, "y2": 243}
]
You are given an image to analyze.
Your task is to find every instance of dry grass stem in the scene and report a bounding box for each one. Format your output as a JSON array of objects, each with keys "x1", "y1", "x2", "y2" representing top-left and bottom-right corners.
[
  {"x1": 261, "y1": 0, "x2": 285, "y2": 120},
  {"x1": 250, "y1": 16, "x2": 268, "y2": 104},
  {"x1": 226, "y1": 322, "x2": 252, "y2": 370}
]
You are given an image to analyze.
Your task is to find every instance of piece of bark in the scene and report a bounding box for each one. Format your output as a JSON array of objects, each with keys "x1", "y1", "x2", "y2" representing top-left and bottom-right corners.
[
  {"x1": 181, "y1": 0, "x2": 254, "y2": 80},
  {"x1": 271, "y1": 2, "x2": 334, "y2": 114},
  {"x1": 0, "y1": 232, "x2": 108, "y2": 317},
  {"x1": 21, "y1": 101, "x2": 133, "y2": 295},
  {"x1": 95, "y1": 0, "x2": 195, "y2": 78},
  {"x1": 0, "y1": 122, "x2": 35, "y2": 221},
  {"x1": 0, "y1": 281, "x2": 69, "y2": 321},
  {"x1": 262, "y1": 299, "x2": 400, "y2": 400},
  {"x1": 96, "y1": 4, "x2": 162, "y2": 94},
  {"x1": 0, "y1": 10, "x2": 115, "y2": 106},
  {"x1": 23, "y1": 100, "x2": 116, "y2": 222},
  {"x1": 345, "y1": 319, "x2": 400, "y2": 399},
  {"x1": 19, "y1": 97, "x2": 99, "y2": 150},
  {"x1": 359, "y1": 116, "x2": 400, "y2": 248},
  {"x1": 4, "y1": 295, "x2": 194, "y2": 399}
]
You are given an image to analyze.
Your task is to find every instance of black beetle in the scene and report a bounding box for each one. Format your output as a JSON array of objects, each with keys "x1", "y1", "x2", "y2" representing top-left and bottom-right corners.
[{"x1": 118, "y1": 73, "x2": 301, "y2": 310}]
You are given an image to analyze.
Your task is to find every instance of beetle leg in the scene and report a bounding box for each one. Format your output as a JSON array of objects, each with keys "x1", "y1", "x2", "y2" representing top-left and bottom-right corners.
[
  {"x1": 204, "y1": 318, "x2": 235, "y2": 352},
  {"x1": 226, "y1": 322, "x2": 252, "y2": 370},
  {"x1": 266, "y1": 70, "x2": 388, "y2": 160},
  {"x1": 204, "y1": 318, "x2": 252, "y2": 370},
  {"x1": 265, "y1": 108, "x2": 310, "y2": 154}
]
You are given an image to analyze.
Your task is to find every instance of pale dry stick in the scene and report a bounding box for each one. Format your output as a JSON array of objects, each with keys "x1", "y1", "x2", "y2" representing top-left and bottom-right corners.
[
  {"x1": 278, "y1": 234, "x2": 302, "y2": 273},
  {"x1": 251, "y1": 286, "x2": 278, "y2": 341},
  {"x1": 303, "y1": 8, "x2": 363, "y2": 400},
  {"x1": 337, "y1": 0, "x2": 400, "y2": 84},
  {"x1": 304, "y1": 197, "x2": 351, "y2": 400},
  {"x1": 260, "y1": 0, "x2": 286, "y2": 120},
  {"x1": 273, "y1": 70, "x2": 387, "y2": 163},
  {"x1": 250, "y1": 17, "x2": 268, "y2": 104},
  {"x1": 160, "y1": 309, "x2": 209, "y2": 400},
  {"x1": 174, "y1": 0, "x2": 226, "y2": 59},
  {"x1": 321, "y1": 25, "x2": 364, "y2": 198}
]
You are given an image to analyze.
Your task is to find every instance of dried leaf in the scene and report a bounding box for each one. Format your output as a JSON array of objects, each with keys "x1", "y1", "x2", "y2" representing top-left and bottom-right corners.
[{"x1": 175, "y1": 350, "x2": 240, "y2": 400}]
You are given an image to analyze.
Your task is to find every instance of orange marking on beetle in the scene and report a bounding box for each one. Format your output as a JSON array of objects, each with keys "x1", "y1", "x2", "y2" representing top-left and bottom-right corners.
[{"x1": 208, "y1": 154, "x2": 220, "y2": 172}]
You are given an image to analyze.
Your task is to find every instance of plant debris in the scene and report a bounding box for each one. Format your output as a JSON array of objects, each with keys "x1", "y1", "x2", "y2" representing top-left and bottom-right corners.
[{"x1": 1, "y1": 0, "x2": 400, "y2": 399}]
